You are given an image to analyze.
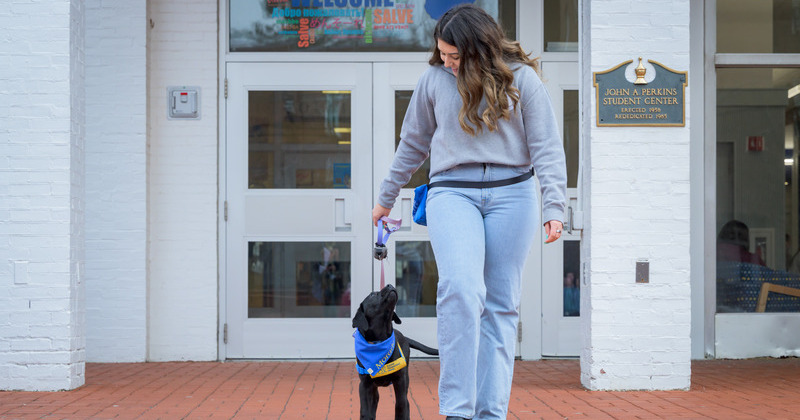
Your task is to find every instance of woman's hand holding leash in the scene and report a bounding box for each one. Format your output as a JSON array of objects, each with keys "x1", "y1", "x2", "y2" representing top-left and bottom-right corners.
[
  {"x1": 372, "y1": 204, "x2": 391, "y2": 227},
  {"x1": 544, "y1": 220, "x2": 563, "y2": 243}
]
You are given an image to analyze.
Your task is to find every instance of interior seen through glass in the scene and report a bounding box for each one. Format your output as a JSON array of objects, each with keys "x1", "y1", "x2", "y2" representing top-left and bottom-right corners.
[
  {"x1": 716, "y1": 67, "x2": 800, "y2": 313},
  {"x1": 248, "y1": 241, "x2": 351, "y2": 318},
  {"x1": 249, "y1": 90, "x2": 352, "y2": 189},
  {"x1": 716, "y1": 0, "x2": 800, "y2": 54}
]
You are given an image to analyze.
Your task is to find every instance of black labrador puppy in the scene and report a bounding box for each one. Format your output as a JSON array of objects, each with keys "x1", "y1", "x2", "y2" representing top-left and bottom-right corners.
[{"x1": 353, "y1": 284, "x2": 438, "y2": 420}]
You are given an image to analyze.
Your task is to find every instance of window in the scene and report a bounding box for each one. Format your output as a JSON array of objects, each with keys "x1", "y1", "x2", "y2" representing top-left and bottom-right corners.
[
  {"x1": 543, "y1": 0, "x2": 578, "y2": 52},
  {"x1": 716, "y1": 0, "x2": 800, "y2": 54},
  {"x1": 715, "y1": 68, "x2": 800, "y2": 312},
  {"x1": 249, "y1": 90, "x2": 351, "y2": 189},
  {"x1": 230, "y1": 0, "x2": 517, "y2": 52}
]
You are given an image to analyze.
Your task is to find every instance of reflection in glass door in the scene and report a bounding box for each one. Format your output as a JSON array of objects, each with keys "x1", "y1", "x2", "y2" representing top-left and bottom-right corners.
[{"x1": 226, "y1": 63, "x2": 372, "y2": 358}]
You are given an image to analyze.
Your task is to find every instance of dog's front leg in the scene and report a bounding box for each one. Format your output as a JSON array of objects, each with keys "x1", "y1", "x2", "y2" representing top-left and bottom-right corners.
[
  {"x1": 392, "y1": 373, "x2": 411, "y2": 420},
  {"x1": 359, "y1": 380, "x2": 380, "y2": 420}
]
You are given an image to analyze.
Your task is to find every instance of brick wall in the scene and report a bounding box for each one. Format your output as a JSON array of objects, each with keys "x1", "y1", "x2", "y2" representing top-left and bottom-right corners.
[
  {"x1": 0, "y1": 0, "x2": 86, "y2": 391},
  {"x1": 147, "y1": 0, "x2": 218, "y2": 361},
  {"x1": 581, "y1": 0, "x2": 692, "y2": 390},
  {"x1": 84, "y1": 0, "x2": 147, "y2": 362}
]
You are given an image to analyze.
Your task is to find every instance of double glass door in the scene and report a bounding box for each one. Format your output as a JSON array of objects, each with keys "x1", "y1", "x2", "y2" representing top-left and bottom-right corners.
[
  {"x1": 225, "y1": 62, "x2": 440, "y2": 358},
  {"x1": 224, "y1": 61, "x2": 582, "y2": 359}
]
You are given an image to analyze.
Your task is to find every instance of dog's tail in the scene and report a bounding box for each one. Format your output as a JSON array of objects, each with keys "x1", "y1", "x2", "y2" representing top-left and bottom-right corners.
[{"x1": 407, "y1": 338, "x2": 439, "y2": 356}]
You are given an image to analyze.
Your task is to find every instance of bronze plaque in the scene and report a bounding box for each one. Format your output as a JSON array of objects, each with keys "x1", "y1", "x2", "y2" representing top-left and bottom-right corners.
[{"x1": 593, "y1": 58, "x2": 688, "y2": 127}]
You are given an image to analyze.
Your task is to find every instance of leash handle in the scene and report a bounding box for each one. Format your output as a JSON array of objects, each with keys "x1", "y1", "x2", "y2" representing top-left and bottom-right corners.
[
  {"x1": 375, "y1": 216, "x2": 401, "y2": 289},
  {"x1": 376, "y1": 216, "x2": 402, "y2": 246}
]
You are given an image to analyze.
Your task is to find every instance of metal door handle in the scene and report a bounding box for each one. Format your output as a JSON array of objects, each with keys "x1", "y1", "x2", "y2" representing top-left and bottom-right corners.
[
  {"x1": 565, "y1": 201, "x2": 583, "y2": 234},
  {"x1": 334, "y1": 198, "x2": 352, "y2": 232},
  {"x1": 399, "y1": 197, "x2": 412, "y2": 231},
  {"x1": 567, "y1": 206, "x2": 574, "y2": 235}
]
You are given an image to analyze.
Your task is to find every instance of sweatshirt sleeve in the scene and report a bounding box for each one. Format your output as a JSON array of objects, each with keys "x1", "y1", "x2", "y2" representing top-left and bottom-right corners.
[
  {"x1": 377, "y1": 68, "x2": 437, "y2": 209},
  {"x1": 519, "y1": 67, "x2": 568, "y2": 224}
]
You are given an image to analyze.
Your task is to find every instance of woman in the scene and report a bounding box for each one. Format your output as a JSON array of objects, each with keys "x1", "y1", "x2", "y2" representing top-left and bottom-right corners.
[{"x1": 372, "y1": 4, "x2": 567, "y2": 419}]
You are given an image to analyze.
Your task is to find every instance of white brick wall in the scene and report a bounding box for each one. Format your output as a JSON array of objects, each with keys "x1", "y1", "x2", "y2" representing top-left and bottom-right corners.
[
  {"x1": 0, "y1": 0, "x2": 86, "y2": 391},
  {"x1": 581, "y1": 0, "x2": 692, "y2": 390},
  {"x1": 147, "y1": 0, "x2": 218, "y2": 361},
  {"x1": 83, "y1": 0, "x2": 147, "y2": 363}
]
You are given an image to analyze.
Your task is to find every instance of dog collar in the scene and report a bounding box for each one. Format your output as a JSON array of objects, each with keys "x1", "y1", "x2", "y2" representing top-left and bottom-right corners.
[{"x1": 353, "y1": 330, "x2": 406, "y2": 378}]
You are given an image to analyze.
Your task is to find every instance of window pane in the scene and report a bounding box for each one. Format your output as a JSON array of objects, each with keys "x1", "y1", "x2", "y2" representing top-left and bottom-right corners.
[
  {"x1": 248, "y1": 242, "x2": 351, "y2": 318},
  {"x1": 564, "y1": 89, "x2": 579, "y2": 188},
  {"x1": 543, "y1": 0, "x2": 578, "y2": 52},
  {"x1": 230, "y1": 0, "x2": 516, "y2": 52},
  {"x1": 717, "y1": 0, "x2": 800, "y2": 53},
  {"x1": 716, "y1": 67, "x2": 800, "y2": 313},
  {"x1": 249, "y1": 91, "x2": 351, "y2": 189},
  {"x1": 395, "y1": 241, "x2": 438, "y2": 317},
  {"x1": 395, "y1": 90, "x2": 431, "y2": 187},
  {"x1": 563, "y1": 240, "x2": 580, "y2": 317}
]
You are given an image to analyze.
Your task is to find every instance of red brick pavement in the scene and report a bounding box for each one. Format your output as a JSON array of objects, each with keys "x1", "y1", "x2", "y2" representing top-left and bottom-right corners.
[{"x1": 1, "y1": 358, "x2": 799, "y2": 419}]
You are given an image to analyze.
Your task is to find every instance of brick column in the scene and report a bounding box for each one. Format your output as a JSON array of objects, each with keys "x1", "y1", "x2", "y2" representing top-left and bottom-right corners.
[
  {"x1": 0, "y1": 0, "x2": 86, "y2": 391},
  {"x1": 84, "y1": 0, "x2": 147, "y2": 363},
  {"x1": 580, "y1": 0, "x2": 692, "y2": 390}
]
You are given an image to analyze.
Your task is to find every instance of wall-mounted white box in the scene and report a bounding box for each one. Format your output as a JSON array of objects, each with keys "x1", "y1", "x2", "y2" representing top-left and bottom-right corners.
[{"x1": 167, "y1": 86, "x2": 200, "y2": 119}]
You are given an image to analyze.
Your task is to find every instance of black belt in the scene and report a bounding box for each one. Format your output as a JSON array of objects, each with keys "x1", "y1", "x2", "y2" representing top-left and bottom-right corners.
[{"x1": 427, "y1": 168, "x2": 534, "y2": 189}]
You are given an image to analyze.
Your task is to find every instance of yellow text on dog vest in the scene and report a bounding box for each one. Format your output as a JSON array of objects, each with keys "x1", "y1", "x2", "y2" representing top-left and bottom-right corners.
[{"x1": 369, "y1": 344, "x2": 406, "y2": 378}]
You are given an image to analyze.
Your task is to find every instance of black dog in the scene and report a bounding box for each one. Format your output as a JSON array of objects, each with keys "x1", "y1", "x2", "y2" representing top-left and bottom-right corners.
[{"x1": 353, "y1": 284, "x2": 438, "y2": 420}]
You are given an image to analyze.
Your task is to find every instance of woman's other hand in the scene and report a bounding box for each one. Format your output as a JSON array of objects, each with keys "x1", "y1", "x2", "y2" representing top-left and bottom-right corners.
[
  {"x1": 544, "y1": 220, "x2": 564, "y2": 243},
  {"x1": 372, "y1": 204, "x2": 391, "y2": 226}
]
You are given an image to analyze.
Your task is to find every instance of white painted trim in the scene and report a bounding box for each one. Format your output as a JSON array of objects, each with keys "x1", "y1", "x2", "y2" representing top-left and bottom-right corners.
[
  {"x1": 715, "y1": 313, "x2": 800, "y2": 358},
  {"x1": 715, "y1": 54, "x2": 800, "y2": 67},
  {"x1": 689, "y1": 0, "x2": 706, "y2": 360},
  {"x1": 521, "y1": 0, "x2": 541, "y2": 56},
  {"x1": 577, "y1": 0, "x2": 591, "y2": 371},
  {"x1": 218, "y1": 0, "x2": 227, "y2": 362},
  {"x1": 704, "y1": 0, "x2": 718, "y2": 359},
  {"x1": 540, "y1": 52, "x2": 579, "y2": 63},
  {"x1": 518, "y1": 1, "x2": 543, "y2": 360},
  {"x1": 224, "y1": 52, "x2": 431, "y2": 63}
]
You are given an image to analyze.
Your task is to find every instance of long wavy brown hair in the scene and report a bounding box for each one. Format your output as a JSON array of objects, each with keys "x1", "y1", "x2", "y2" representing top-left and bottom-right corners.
[{"x1": 429, "y1": 4, "x2": 539, "y2": 136}]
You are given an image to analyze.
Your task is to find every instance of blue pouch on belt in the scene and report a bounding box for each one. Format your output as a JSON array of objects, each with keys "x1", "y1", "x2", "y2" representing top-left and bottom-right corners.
[
  {"x1": 411, "y1": 168, "x2": 535, "y2": 227},
  {"x1": 412, "y1": 184, "x2": 428, "y2": 226}
]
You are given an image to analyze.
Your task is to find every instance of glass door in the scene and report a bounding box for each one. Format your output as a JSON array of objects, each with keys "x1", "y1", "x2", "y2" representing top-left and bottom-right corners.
[
  {"x1": 540, "y1": 61, "x2": 583, "y2": 356},
  {"x1": 225, "y1": 63, "x2": 372, "y2": 358},
  {"x1": 373, "y1": 62, "x2": 440, "y2": 353}
]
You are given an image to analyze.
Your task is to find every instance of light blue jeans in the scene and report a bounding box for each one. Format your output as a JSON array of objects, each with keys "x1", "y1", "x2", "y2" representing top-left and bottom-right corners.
[{"x1": 427, "y1": 163, "x2": 539, "y2": 419}]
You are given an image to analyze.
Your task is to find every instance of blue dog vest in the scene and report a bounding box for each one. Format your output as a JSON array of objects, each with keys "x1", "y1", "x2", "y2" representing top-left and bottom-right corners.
[{"x1": 353, "y1": 330, "x2": 407, "y2": 378}]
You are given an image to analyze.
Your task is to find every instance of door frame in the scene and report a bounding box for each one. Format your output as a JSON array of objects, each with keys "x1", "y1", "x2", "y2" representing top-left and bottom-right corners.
[
  {"x1": 539, "y1": 62, "x2": 581, "y2": 357},
  {"x1": 217, "y1": 0, "x2": 582, "y2": 360}
]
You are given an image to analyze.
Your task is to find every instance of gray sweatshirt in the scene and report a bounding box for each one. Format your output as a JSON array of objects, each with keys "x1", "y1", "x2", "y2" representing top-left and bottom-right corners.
[{"x1": 378, "y1": 63, "x2": 568, "y2": 224}]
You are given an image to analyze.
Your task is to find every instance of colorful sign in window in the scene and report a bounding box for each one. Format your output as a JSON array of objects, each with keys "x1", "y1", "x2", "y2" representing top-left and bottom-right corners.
[{"x1": 230, "y1": 0, "x2": 509, "y2": 52}]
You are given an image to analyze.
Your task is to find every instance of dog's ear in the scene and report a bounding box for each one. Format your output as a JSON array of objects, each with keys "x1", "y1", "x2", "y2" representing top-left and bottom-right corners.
[
  {"x1": 352, "y1": 304, "x2": 368, "y2": 330},
  {"x1": 393, "y1": 312, "x2": 402, "y2": 324}
]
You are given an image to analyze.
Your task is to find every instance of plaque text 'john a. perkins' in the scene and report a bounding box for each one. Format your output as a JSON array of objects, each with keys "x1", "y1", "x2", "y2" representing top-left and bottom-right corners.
[{"x1": 593, "y1": 58, "x2": 688, "y2": 127}]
